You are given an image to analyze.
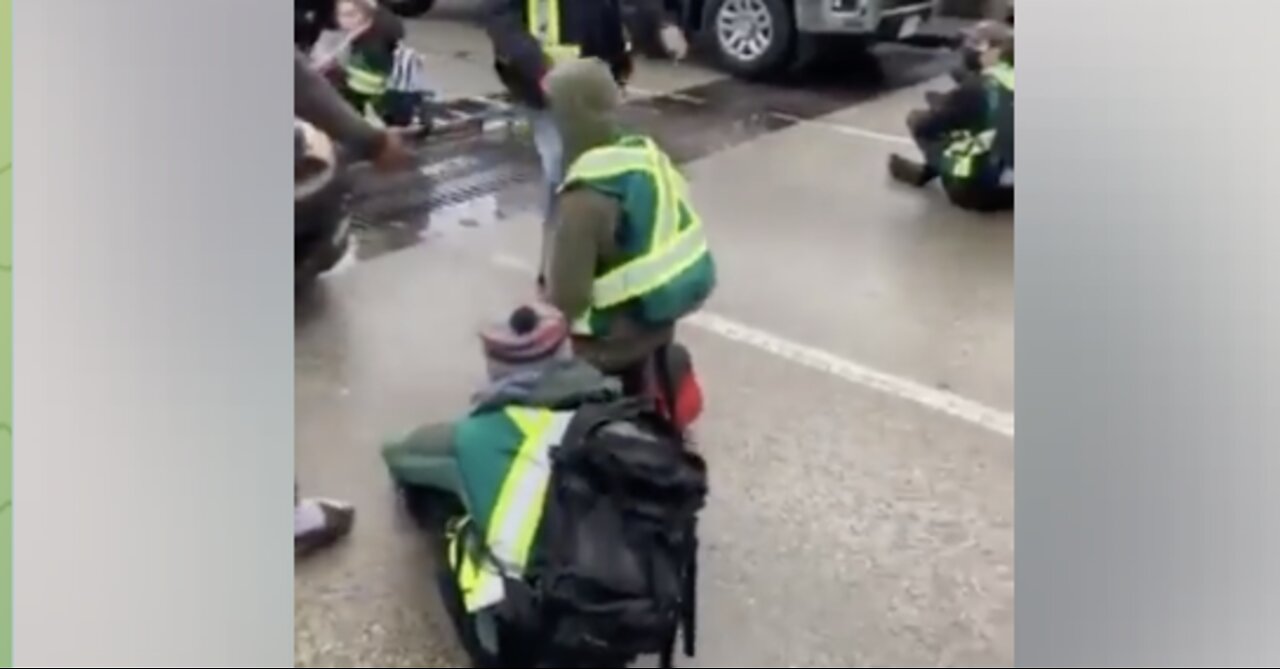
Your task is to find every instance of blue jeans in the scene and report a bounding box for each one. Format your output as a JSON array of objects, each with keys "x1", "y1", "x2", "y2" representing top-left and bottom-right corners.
[{"x1": 525, "y1": 106, "x2": 564, "y2": 277}]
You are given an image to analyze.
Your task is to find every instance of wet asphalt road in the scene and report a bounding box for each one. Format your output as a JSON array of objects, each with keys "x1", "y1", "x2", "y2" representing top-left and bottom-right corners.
[{"x1": 296, "y1": 7, "x2": 1013, "y2": 667}]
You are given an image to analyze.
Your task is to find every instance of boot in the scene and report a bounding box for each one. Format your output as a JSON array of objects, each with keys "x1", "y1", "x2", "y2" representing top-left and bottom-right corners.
[
  {"x1": 295, "y1": 497, "x2": 356, "y2": 558},
  {"x1": 888, "y1": 154, "x2": 937, "y2": 187}
]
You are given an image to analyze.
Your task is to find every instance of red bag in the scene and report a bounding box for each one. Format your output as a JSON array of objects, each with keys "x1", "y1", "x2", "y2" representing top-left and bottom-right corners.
[{"x1": 649, "y1": 343, "x2": 703, "y2": 431}]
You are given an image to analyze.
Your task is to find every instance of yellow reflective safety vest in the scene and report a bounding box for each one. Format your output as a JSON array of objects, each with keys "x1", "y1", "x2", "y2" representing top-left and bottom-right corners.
[
  {"x1": 527, "y1": 0, "x2": 582, "y2": 65},
  {"x1": 943, "y1": 62, "x2": 1014, "y2": 181},
  {"x1": 448, "y1": 407, "x2": 573, "y2": 612},
  {"x1": 345, "y1": 48, "x2": 388, "y2": 98},
  {"x1": 560, "y1": 135, "x2": 717, "y2": 337}
]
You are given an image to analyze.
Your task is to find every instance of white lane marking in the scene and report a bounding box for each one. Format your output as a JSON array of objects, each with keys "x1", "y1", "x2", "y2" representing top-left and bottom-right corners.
[
  {"x1": 490, "y1": 253, "x2": 1014, "y2": 438},
  {"x1": 769, "y1": 112, "x2": 916, "y2": 147}
]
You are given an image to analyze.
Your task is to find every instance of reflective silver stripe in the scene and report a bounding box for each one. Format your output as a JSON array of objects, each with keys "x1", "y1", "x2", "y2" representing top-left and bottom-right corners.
[
  {"x1": 485, "y1": 409, "x2": 572, "y2": 571},
  {"x1": 463, "y1": 409, "x2": 571, "y2": 612},
  {"x1": 466, "y1": 561, "x2": 507, "y2": 612},
  {"x1": 592, "y1": 224, "x2": 708, "y2": 308}
]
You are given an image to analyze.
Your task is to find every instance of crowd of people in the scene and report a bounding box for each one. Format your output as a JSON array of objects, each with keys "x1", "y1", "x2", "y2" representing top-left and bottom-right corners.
[
  {"x1": 293, "y1": 1, "x2": 1013, "y2": 665},
  {"x1": 295, "y1": 2, "x2": 709, "y2": 666}
]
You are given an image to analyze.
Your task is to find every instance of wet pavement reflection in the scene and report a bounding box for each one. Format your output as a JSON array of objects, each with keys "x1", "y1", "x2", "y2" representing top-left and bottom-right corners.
[{"x1": 338, "y1": 46, "x2": 956, "y2": 268}]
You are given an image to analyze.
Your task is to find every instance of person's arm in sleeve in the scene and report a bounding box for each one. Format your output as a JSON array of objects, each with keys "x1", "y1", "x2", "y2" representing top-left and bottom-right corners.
[
  {"x1": 546, "y1": 188, "x2": 617, "y2": 322},
  {"x1": 484, "y1": 0, "x2": 550, "y2": 102},
  {"x1": 910, "y1": 79, "x2": 988, "y2": 142},
  {"x1": 295, "y1": 50, "x2": 385, "y2": 161},
  {"x1": 381, "y1": 421, "x2": 464, "y2": 497}
]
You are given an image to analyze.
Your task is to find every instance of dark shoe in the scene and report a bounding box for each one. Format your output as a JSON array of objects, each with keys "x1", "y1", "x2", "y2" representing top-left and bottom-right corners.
[
  {"x1": 925, "y1": 91, "x2": 945, "y2": 109},
  {"x1": 295, "y1": 498, "x2": 356, "y2": 558},
  {"x1": 888, "y1": 154, "x2": 936, "y2": 187}
]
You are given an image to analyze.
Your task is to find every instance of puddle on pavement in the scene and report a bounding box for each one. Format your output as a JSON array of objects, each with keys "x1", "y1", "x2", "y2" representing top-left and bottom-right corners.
[
  {"x1": 330, "y1": 46, "x2": 955, "y2": 267},
  {"x1": 343, "y1": 131, "x2": 543, "y2": 259}
]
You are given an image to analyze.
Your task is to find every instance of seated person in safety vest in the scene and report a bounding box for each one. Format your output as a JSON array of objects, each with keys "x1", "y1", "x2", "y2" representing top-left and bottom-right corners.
[
  {"x1": 889, "y1": 35, "x2": 1014, "y2": 213},
  {"x1": 381, "y1": 302, "x2": 623, "y2": 660},
  {"x1": 313, "y1": 0, "x2": 417, "y2": 127},
  {"x1": 542, "y1": 58, "x2": 717, "y2": 400}
]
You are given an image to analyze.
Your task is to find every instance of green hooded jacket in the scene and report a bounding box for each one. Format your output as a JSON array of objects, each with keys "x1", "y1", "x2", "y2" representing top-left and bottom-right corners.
[
  {"x1": 381, "y1": 359, "x2": 620, "y2": 518},
  {"x1": 543, "y1": 58, "x2": 679, "y2": 373}
]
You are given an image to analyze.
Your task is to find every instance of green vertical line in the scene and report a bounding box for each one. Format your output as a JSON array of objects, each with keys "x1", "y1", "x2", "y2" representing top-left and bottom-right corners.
[{"x1": 0, "y1": 0, "x2": 12, "y2": 665}]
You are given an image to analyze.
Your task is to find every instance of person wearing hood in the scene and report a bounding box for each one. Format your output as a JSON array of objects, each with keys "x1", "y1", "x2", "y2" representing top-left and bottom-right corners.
[
  {"x1": 381, "y1": 302, "x2": 622, "y2": 660},
  {"x1": 541, "y1": 58, "x2": 715, "y2": 402}
]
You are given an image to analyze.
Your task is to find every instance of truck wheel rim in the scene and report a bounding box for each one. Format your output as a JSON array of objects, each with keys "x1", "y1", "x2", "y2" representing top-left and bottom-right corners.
[{"x1": 716, "y1": 0, "x2": 774, "y2": 62}]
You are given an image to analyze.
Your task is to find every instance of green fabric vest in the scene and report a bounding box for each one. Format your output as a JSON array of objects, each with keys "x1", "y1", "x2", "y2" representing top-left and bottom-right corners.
[
  {"x1": 452, "y1": 410, "x2": 524, "y2": 533},
  {"x1": 560, "y1": 135, "x2": 717, "y2": 337},
  {"x1": 345, "y1": 52, "x2": 387, "y2": 97},
  {"x1": 450, "y1": 406, "x2": 575, "y2": 612},
  {"x1": 943, "y1": 63, "x2": 1015, "y2": 182}
]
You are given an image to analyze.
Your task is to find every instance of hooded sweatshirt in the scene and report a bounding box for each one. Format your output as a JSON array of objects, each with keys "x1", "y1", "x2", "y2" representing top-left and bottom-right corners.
[{"x1": 543, "y1": 59, "x2": 676, "y2": 374}]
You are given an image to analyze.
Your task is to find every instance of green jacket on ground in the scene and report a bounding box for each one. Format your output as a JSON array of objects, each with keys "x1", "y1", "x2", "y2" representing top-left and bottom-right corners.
[
  {"x1": 382, "y1": 358, "x2": 620, "y2": 511},
  {"x1": 383, "y1": 358, "x2": 621, "y2": 615}
]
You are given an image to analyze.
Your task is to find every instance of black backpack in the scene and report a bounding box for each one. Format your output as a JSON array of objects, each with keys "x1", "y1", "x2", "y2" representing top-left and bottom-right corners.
[{"x1": 483, "y1": 397, "x2": 709, "y2": 668}]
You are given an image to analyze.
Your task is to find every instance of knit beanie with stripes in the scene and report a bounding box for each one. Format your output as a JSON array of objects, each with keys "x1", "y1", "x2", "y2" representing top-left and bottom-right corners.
[{"x1": 480, "y1": 302, "x2": 573, "y2": 381}]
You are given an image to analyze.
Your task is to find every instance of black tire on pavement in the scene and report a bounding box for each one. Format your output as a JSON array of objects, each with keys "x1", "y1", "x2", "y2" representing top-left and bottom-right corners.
[
  {"x1": 295, "y1": 230, "x2": 350, "y2": 293},
  {"x1": 380, "y1": 0, "x2": 436, "y2": 18},
  {"x1": 703, "y1": 0, "x2": 795, "y2": 80}
]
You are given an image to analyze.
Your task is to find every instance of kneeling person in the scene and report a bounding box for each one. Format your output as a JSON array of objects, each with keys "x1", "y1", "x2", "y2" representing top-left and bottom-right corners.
[
  {"x1": 890, "y1": 35, "x2": 1015, "y2": 212},
  {"x1": 382, "y1": 303, "x2": 707, "y2": 667},
  {"x1": 543, "y1": 58, "x2": 716, "y2": 399}
]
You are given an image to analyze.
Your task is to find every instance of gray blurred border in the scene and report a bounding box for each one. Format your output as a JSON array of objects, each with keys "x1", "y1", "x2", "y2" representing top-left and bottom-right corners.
[
  {"x1": 14, "y1": 1, "x2": 293, "y2": 665},
  {"x1": 1017, "y1": 1, "x2": 1280, "y2": 666},
  {"x1": 13, "y1": 0, "x2": 1280, "y2": 666}
]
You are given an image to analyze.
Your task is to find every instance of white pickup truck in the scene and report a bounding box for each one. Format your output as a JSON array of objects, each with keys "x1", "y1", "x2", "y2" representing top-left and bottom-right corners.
[
  {"x1": 380, "y1": 0, "x2": 956, "y2": 80},
  {"x1": 673, "y1": 0, "x2": 943, "y2": 78}
]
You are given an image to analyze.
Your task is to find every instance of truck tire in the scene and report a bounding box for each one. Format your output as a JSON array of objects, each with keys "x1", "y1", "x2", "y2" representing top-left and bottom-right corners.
[
  {"x1": 704, "y1": 0, "x2": 795, "y2": 80},
  {"x1": 381, "y1": 0, "x2": 436, "y2": 18}
]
